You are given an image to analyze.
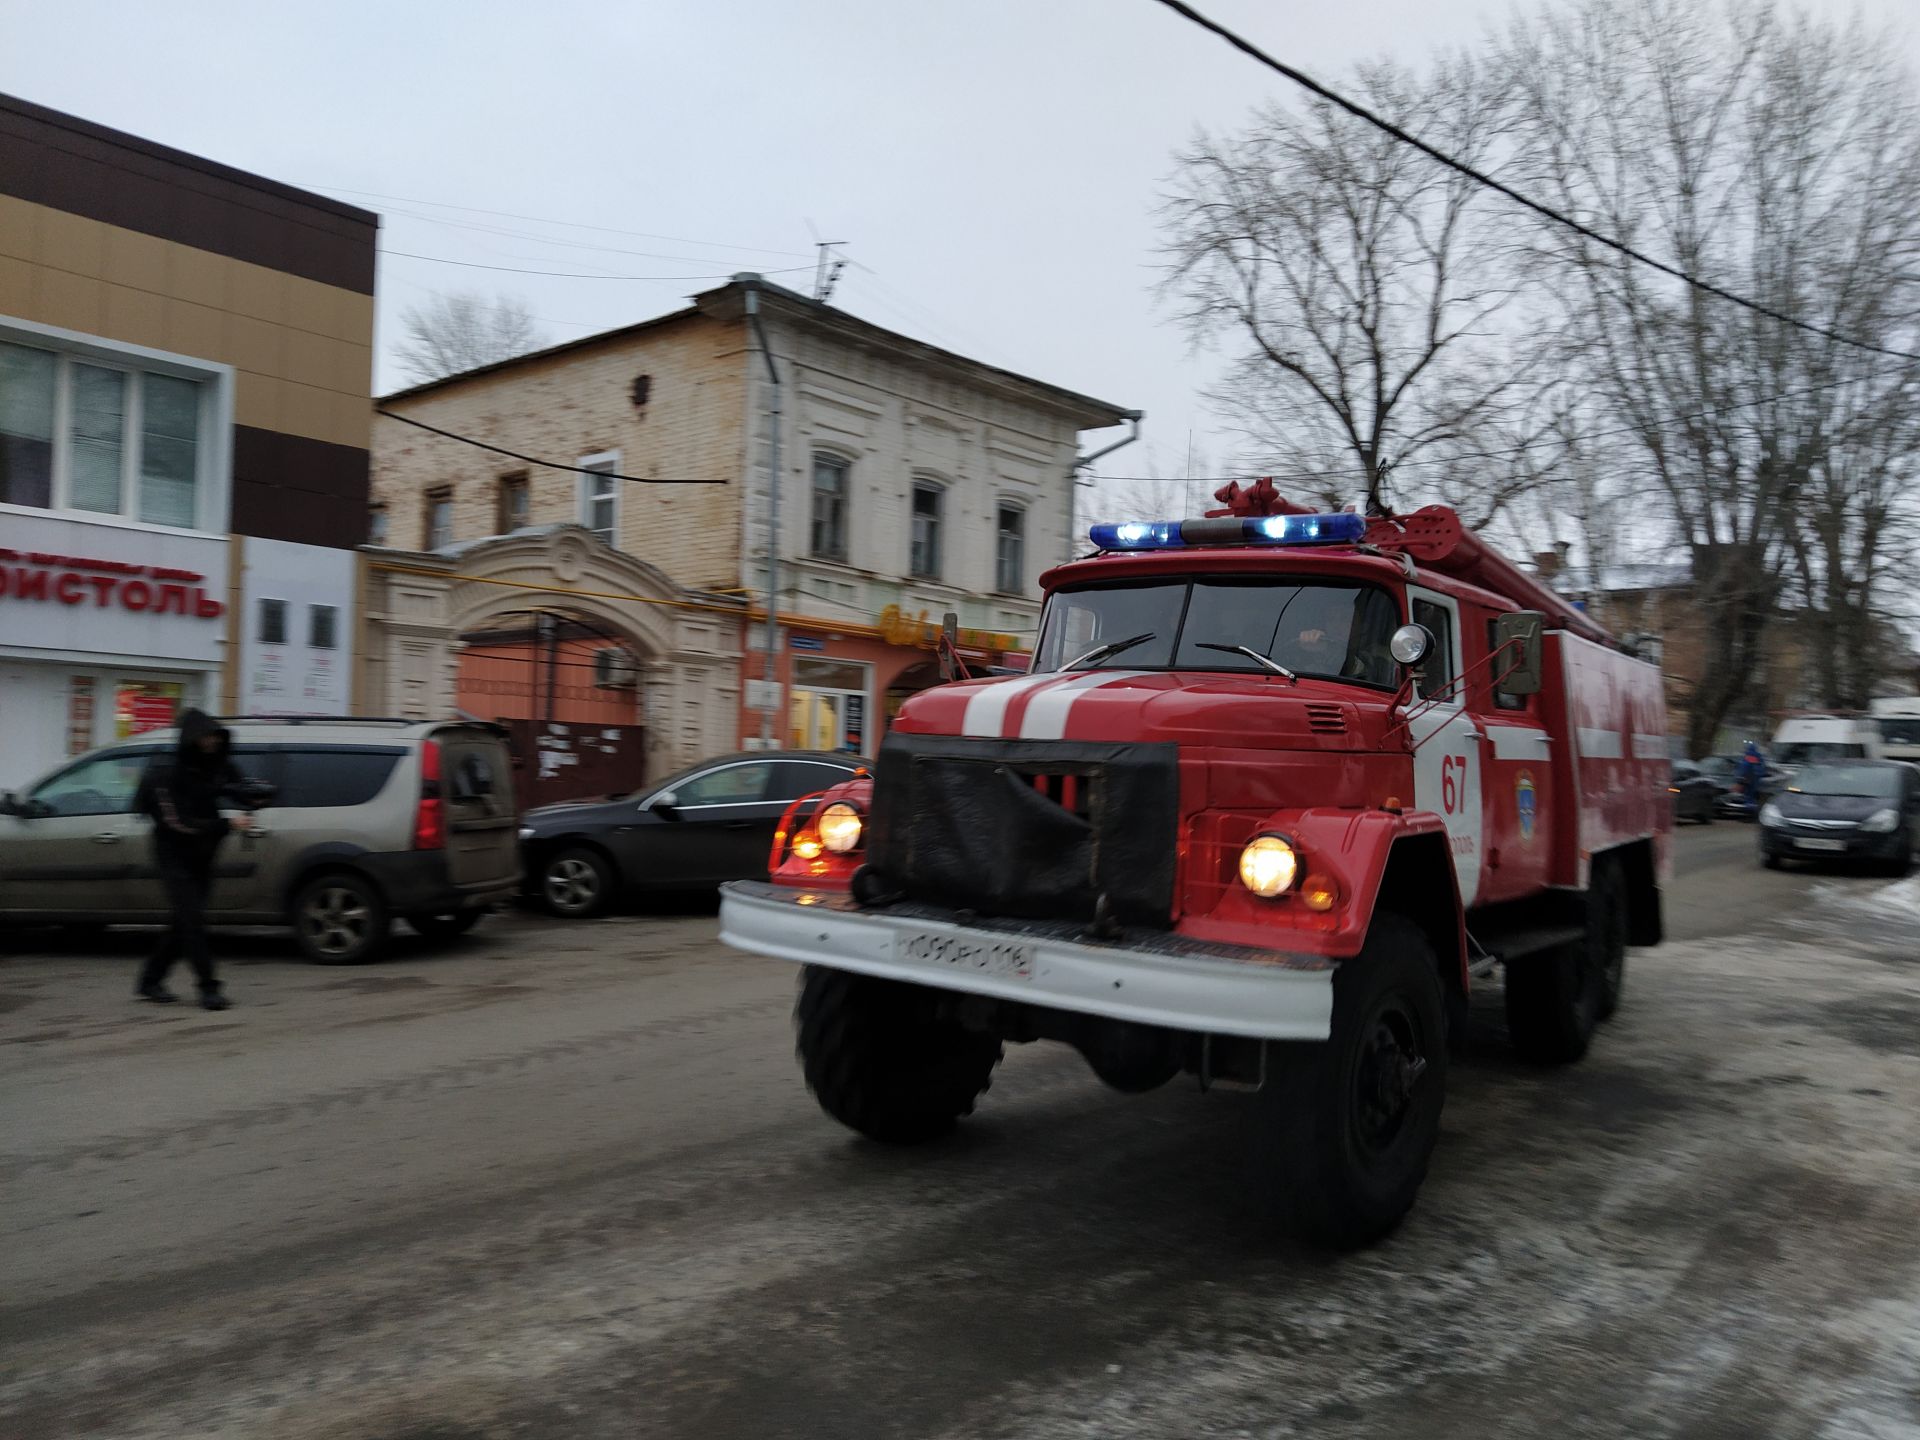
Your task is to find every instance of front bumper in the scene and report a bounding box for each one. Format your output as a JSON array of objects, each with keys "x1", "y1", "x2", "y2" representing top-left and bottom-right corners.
[
  {"x1": 718, "y1": 881, "x2": 1335, "y2": 1040},
  {"x1": 1761, "y1": 826, "x2": 1902, "y2": 862}
]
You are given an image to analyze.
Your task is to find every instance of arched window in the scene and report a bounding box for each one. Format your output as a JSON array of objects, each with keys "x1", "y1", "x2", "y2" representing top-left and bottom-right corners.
[
  {"x1": 909, "y1": 477, "x2": 944, "y2": 580},
  {"x1": 995, "y1": 501, "x2": 1026, "y2": 594},
  {"x1": 810, "y1": 452, "x2": 849, "y2": 561}
]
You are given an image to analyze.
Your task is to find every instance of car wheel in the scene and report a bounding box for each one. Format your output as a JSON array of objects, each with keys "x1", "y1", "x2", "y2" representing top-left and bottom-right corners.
[
  {"x1": 542, "y1": 847, "x2": 613, "y2": 919},
  {"x1": 1762, "y1": 850, "x2": 1783, "y2": 870},
  {"x1": 407, "y1": 911, "x2": 484, "y2": 942},
  {"x1": 292, "y1": 873, "x2": 390, "y2": 965}
]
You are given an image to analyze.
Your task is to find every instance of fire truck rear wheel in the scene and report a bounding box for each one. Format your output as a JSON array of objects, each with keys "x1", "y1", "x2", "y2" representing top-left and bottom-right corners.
[
  {"x1": 795, "y1": 967, "x2": 1004, "y2": 1145},
  {"x1": 1255, "y1": 914, "x2": 1448, "y2": 1250},
  {"x1": 1505, "y1": 858, "x2": 1622, "y2": 1061}
]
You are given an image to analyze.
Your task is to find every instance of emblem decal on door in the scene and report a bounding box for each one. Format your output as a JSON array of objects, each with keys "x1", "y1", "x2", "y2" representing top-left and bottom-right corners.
[{"x1": 1516, "y1": 771, "x2": 1537, "y2": 841}]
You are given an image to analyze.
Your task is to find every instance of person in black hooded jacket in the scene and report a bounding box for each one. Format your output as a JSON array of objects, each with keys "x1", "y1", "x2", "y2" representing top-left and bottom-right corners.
[{"x1": 132, "y1": 710, "x2": 260, "y2": 1009}]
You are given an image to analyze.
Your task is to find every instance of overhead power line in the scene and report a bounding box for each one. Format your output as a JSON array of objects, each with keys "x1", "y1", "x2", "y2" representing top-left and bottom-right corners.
[
  {"x1": 1148, "y1": 0, "x2": 1920, "y2": 365},
  {"x1": 376, "y1": 411, "x2": 727, "y2": 485},
  {"x1": 1084, "y1": 366, "x2": 1914, "y2": 484},
  {"x1": 379, "y1": 248, "x2": 811, "y2": 282}
]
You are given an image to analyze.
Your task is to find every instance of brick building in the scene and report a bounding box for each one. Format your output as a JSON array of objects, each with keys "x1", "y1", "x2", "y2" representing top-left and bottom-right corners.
[
  {"x1": 0, "y1": 94, "x2": 376, "y2": 788},
  {"x1": 363, "y1": 276, "x2": 1135, "y2": 781}
]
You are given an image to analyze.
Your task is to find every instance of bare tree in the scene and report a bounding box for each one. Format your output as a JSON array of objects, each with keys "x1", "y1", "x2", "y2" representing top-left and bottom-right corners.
[
  {"x1": 1498, "y1": 0, "x2": 1920, "y2": 752},
  {"x1": 395, "y1": 291, "x2": 546, "y2": 384},
  {"x1": 1158, "y1": 55, "x2": 1537, "y2": 526}
]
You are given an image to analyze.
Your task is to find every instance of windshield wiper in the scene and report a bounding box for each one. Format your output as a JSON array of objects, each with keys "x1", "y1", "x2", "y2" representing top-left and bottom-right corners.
[
  {"x1": 1193, "y1": 642, "x2": 1298, "y2": 683},
  {"x1": 1064, "y1": 631, "x2": 1156, "y2": 671}
]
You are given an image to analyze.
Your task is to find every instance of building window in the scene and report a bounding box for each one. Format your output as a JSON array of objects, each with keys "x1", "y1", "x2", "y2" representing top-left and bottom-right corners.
[
  {"x1": 498, "y1": 472, "x2": 530, "y2": 534},
  {"x1": 259, "y1": 598, "x2": 288, "y2": 646},
  {"x1": 309, "y1": 603, "x2": 338, "y2": 650},
  {"x1": 424, "y1": 488, "x2": 453, "y2": 550},
  {"x1": 995, "y1": 503, "x2": 1026, "y2": 593},
  {"x1": 810, "y1": 453, "x2": 849, "y2": 561},
  {"x1": 579, "y1": 452, "x2": 618, "y2": 546},
  {"x1": 0, "y1": 335, "x2": 214, "y2": 529},
  {"x1": 368, "y1": 503, "x2": 388, "y2": 546},
  {"x1": 910, "y1": 480, "x2": 943, "y2": 580}
]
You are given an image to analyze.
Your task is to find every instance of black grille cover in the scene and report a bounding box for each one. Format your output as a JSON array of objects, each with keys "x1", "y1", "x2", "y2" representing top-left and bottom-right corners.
[{"x1": 867, "y1": 734, "x2": 1180, "y2": 927}]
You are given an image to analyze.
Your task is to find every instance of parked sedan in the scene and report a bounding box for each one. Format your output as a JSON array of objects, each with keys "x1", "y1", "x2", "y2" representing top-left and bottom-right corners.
[
  {"x1": 520, "y1": 751, "x2": 866, "y2": 917},
  {"x1": 1758, "y1": 760, "x2": 1920, "y2": 873},
  {"x1": 1668, "y1": 761, "x2": 1719, "y2": 824}
]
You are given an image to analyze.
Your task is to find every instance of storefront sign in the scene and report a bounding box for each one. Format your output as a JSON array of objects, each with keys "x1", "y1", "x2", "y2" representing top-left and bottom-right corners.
[
  {"x1": 0, "y1": 548, "x2": 225, "y2": 618},
  {"x1": 790, "y1": 635, "x2": 827, "y2": 651},
  {"x1": 876, "y1": 604, "x2": 1018, "y2": 655}
]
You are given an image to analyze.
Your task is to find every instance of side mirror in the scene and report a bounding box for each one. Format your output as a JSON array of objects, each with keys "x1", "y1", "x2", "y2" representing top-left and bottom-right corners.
[
  {"x1": 650, "y1": 789, "x2": 680, "y2": 819},
  {"x1": 1494, "y1": 611, "x2": 1545, "y2": 697}
]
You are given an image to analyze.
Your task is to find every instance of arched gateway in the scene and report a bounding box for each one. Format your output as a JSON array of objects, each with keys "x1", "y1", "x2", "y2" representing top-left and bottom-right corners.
[{"x1": 359, "y1": 526, "x2": 746, "y2": 788}]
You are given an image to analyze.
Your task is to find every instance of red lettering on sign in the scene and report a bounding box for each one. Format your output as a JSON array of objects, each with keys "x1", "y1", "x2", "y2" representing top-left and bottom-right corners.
[
  {"x1": 87, "y1": 574, "x2": 116, "y2": 606},
  {"x1": 155, "y1": 584, "x2": 190, "y2": 615},
  {"x1": 193, "y1": 589, "x2": 224, "y2": 619},
  {"x1": 52, "y1": 572, "x2": 85, "y2": 605},
  {"x1": 13, "y1": 568, "x2": 47, "y2": 601},
  {"x1": 121, "y1": 579, "x2": 152, "y2": 611}
]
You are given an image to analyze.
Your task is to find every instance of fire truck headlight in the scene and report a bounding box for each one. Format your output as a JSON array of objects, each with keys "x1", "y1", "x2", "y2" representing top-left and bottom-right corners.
[
  {"x1": 1238, "y1": 834, "x2": 1299, "y2": 898},
  {"x1": 818, "y1": 801, "x2": 864, "y2": 853}
]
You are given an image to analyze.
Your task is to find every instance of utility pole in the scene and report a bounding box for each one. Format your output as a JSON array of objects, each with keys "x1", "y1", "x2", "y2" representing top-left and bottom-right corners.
[{"x1": 743, "y1": 278, "x2": 782, "y2": 747}]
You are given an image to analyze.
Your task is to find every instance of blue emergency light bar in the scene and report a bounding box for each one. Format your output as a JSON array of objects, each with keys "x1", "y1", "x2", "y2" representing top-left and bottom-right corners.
[{"x1": 1089, "y1": 511, "x2": 1367, "y2": 551}]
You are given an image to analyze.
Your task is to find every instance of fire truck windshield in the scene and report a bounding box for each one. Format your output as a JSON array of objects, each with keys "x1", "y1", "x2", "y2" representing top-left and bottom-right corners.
[{"x1": 1034, "y1": 579, "x2": 1401, "y2": 687}]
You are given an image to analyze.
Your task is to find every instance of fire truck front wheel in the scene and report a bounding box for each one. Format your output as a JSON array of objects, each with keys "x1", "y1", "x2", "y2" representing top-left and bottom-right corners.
[
  {"x1": 1254, "y1": 915, "x2": 1448, "y2": 1250},
  {"x1": 795, "y1": 967, "x2": 1005, "y2": 1145}
]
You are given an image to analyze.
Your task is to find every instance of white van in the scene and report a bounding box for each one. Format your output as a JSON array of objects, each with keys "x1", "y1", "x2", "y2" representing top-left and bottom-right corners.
[
  {"x1": 1870, "y1": 697, "x2": 1920, "y2": 764},
  {"x1": 1770, "y1": 714, "x2": 1885, "y2": 772}
]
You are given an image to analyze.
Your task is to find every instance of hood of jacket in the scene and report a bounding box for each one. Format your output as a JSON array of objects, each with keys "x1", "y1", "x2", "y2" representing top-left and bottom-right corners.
[{"x1": 174, "y1": 708, "x2": 232, "y2": 767}]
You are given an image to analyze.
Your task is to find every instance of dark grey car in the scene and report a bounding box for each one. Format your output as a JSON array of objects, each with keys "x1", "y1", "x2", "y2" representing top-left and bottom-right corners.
[
  {"x1": 520, "y1": 751, "x2": 865, "y2": 917},
  {"x1": 1758, "y1": 760, "x2": 1920, "y2": 873}
]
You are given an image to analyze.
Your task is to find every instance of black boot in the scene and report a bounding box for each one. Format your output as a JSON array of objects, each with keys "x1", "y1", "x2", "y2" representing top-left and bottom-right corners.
[
  {"x1": 199, "y1": 990, "x2": 232, "y2": 1012},
  {"x1": 136, "y1": 985, "x2": 179, "y2": 1004}
]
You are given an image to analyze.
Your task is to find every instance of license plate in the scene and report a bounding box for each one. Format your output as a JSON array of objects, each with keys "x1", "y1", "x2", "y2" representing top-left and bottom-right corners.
[
  {"x1": 893, "y1": 929, "x2": 1034, "y2": 981},
  {"x1": 1795, "y1": 837, "x2": 1847, "y2": 852}
]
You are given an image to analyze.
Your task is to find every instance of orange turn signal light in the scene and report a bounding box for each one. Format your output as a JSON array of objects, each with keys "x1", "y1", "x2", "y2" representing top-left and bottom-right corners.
[
  {"x1": 792, "y1": 833, "x2": 824, "y2": 860},
  {"x1": 1301, "y1": 873, "x2": 1338, "y2": 913}
]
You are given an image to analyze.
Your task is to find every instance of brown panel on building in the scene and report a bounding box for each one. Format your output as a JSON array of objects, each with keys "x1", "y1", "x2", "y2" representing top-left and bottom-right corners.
[
  {"x1": 232, "y1": 425, "x2": 371, "y2": 550},
  {"x1": 0, "y1": 94, "x2": 376, "y2": 295}
]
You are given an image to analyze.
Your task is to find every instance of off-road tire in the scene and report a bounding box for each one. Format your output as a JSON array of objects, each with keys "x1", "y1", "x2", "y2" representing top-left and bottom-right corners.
[
  {"x1": 795, "y1": 967, "x2": 1004, "y2": 1144},
  {"x1": 292, "y1": 872, "x2": 391, "y2": 965},
  {"x1": 1255, "y1": 914, "x2": 1448, "y2": 1250},
  {"x1": 407, "y1": 910, "x2": 484, "y2": 942},
  {"x1": 1505, "y1": 858, "x2": 1623, "y2": 1061}
]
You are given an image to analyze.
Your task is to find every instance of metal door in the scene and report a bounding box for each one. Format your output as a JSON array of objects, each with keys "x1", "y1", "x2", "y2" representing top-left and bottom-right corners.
[{"x1": 1403, "y1": 588, "x2": 1484, "y2": 906}]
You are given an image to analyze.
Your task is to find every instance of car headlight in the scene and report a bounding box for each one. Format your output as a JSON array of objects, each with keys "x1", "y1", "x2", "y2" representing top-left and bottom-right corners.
[
  {"x1": 1758, "y1": 802, "x2": 1783, "y2": 828},
  {"x1": 518, "y1": 826, "x2": 536, "y2": 841},
  {"x1": 1238, "y1": 834, "x2": 1299, "y2": 898},
  {"x1": 1864, "y1": 808, "x2": 1899, "y2": 833},
  {"x1": 817, "y1": 801, "x2": 864, "y2": 854}
]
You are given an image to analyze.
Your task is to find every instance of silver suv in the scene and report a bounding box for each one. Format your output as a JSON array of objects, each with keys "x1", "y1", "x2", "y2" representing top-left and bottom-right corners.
[{"x1": 0, "y1": 718, "x2": 521, "y2": 963}]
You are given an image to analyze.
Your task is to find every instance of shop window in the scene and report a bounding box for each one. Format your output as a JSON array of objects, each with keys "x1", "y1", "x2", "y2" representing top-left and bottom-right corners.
[
  {"x1": 810, "y1": 453, "x2": 849, "y2": 561},
  {"x1": 309, "y1": 604, "x2": 338, "y2": 651},
  {"x1": 498, "y1": 472, "x2": 530, "y2": 534},
  {"x1": 259, "y1": 598, "x2": 288, "y2": 646},
  {"x1": 0, "y1": 335, "x2": 213, "y2": 528},
  {"x1": 425, "y1": 488, "x2": 453, "y2": 550},
  {"x1": 910, "y1": 480, "x2": 943, "y2": 580},
  {"x1": 579, "y1": 452, "x2": 618, "y2": 546},
  {"x1": 789, "y1": 657, "x2": 870, "y2": 754},
  {"x1": 996, "y1": 502, "x2": 1025, "y2": 594},
  {"x1": 113, "y1": 680, "x2": 184, "y2": 738},
  {"x1": 368, "y1": 504, "x2": 389, "y2": 546}
]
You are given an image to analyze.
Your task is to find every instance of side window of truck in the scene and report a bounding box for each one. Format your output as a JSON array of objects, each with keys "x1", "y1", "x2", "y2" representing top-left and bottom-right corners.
[
  {"x1": 1488, "y1": 619, "x2": 1527, "y2": 711},
  {"x1": 1411, "y1": 599, "x2": 1456, "y2": 700}
]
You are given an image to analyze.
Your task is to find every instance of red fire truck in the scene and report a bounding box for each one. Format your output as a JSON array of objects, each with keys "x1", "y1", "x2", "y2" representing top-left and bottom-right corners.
[{"x1": 720, "y1": 488, "x2": 1671, "y2": 1247}]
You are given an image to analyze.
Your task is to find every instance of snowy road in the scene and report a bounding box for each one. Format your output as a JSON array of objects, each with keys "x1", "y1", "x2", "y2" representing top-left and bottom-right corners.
[{"x1": 2, "y1": 826, "x2": 1917, "y2": 1438}]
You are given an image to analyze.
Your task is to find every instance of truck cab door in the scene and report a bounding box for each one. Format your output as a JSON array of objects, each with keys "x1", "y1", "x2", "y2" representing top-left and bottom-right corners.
[
  {"x1": 1474, "y1": 616, "x2": 1554, "y2": 902},
  {"x1": 1405, "y1": 588, "x2": 1484, "y2": 906}
]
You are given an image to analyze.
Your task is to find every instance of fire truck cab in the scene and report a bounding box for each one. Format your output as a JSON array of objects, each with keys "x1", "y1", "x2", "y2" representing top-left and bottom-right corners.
[{"x1": 720, "y1": 492, "x2": 1671, "y2": 1248}]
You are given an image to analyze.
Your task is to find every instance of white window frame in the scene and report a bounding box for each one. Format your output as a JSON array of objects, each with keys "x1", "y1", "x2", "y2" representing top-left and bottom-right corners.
[
  {"x1": 578, "y1": 449, "x2": 621, "y2": 547},
  {"x1": 994, "y1": 498, "x2": 1027, "y2": 594},
  {"x1": 909, "y1": 475, "x2": 945, "y2": 581},
  {"x1": 809, "y1": 450, "x2": 851, "y2": 562},
  {"x1": 0, "y1": 315, "x2": 234, "y2": 538}
]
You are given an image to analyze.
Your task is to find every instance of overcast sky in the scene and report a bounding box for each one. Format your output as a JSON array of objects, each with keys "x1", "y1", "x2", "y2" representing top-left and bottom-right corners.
[{"x1": 5, "y1": 0, "x2": 1916, "y2": 512}]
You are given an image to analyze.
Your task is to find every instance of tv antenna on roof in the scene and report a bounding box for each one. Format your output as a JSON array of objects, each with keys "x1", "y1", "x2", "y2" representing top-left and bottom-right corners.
[{"x1": 812, "y1": 239, "x2": 848, "y2": 304}]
